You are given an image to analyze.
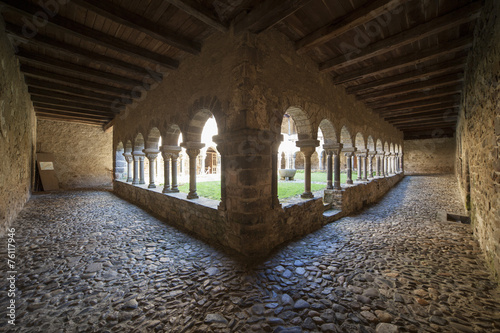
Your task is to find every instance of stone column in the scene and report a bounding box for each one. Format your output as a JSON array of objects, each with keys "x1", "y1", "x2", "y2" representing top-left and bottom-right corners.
[
  {"x1": 379, "y1": 154, "x2": 385, "y2": 177},
  {"x1": 161, "y1": 145, "x2": 182, "y2": 193},
  {"x1": 345, "y1": 152, "x2": 354, "y2": 184},
  {"x1": 181, "y1": 142, "x2": 205, "y2": 199},
  {"x1": 300, "y1": 146, "x2": 315, "y2": 199},
  {"x1": 161, "y1": 151, "x2": 171, "y2": 193},
  {"x1": 326, "y1": 150, "x2": 333, "y2": 190},
  {"x1": 144, "y1": 149, "x2": 159, "y2": 188},
  {"x1": 400, "y1": 152, "x2": 404, "y2": 174},
  {"x1": 170, "y1": 152, "x2": 180, "y2": 192},
  {"x1": 362, "y1": 154, "x2": 368, "y2": 181},
  {"x1": 356, "y1": 154, "x2": 363, "y2": 180},
  {"x1": 368, "y1": 153, "x2": 374, "y2": 179},
  {"x1": 123, "y1": 153, "x2": 133, "y2": 182},
  {"x1": 132, "y1": 151, "x2": 144, "y2": 185}
]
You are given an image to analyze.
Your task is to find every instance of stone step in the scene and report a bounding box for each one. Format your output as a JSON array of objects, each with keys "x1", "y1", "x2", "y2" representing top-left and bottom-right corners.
[{"x1": 323, "y1": 209, "x2": 343, "y2": 223}]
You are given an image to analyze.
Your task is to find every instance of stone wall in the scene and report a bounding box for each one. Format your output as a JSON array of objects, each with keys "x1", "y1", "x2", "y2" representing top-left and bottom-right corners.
[
  {"x1": 404, "y1": 138, "x2": 456, "y2": 174},
  {"x1": 0, "y1": 18, "x2": 36, "y2": 235},
  {"x1": 37, "y1": 119, "x2": 113, "y2": 189},
  {"x1": 456, "y1": 0, "x2": 500, "y2": 281}
]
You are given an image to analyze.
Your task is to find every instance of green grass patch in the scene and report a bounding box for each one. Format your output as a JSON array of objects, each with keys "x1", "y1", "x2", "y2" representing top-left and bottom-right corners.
[
  {"x1": 278, "y1": 182, "x2": 325, "y2": 198},
  {"x1": 293, "y1": 171, "x2": 359, "y2": 183},
  {"x1": 177, "y1": 181, "x2": 222, "y2": 200}
]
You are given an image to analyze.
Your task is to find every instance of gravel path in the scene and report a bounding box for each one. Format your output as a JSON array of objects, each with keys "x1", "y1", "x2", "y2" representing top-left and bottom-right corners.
[{"x1": 1, "y1": 175, "x2": 499, "y2": 332}]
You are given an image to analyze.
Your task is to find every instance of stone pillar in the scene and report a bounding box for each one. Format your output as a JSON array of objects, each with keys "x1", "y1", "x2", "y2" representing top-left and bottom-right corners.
[
  {"x1": 170, "y1": 152, "x2": 180, "y2": 192},
  {"x1": 297, "y1": 140, "x2": 319, "y2": 199},
  {"x1": 144, "y1": 149, "x2": 159, "y2": 188},
  {"x1": 356, "y1": 154, "x2": 363, "y2": 180},
  {"x1": 368, "y1": 153, "x2": 375, "y2": 179},
  {"x1": 400, "y1": 152, "x2": 404, "y2": 173},
  {"x1": 380, "y1": 154, "x2": 385, "y2": 177},
  {"x1": 181, "y1": 142, "x2": 205, "y2": 199},
  {"x1": 123, "y1": 153, "x2": 133, "y2": 182},
  {"x1": 345, "y1": 152, "x2": 354, "y2": 184},
  {"x1": 132, "y1": 151, "x2": 144, "y2": 185},
  {"x1": 326, "y1": 150, "x2": 333, "y2": 190},
  {"x1": 162, "y1": 151, "x2": 171, "y2": 193},
  {"x1": 362, "y1": 154, "x2": 368, "y2": 181}
]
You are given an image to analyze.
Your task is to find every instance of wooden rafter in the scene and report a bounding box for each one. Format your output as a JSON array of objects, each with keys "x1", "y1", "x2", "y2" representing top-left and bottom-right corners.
[
  {"x1": 366, "y1": 85, "x2": 463, "y2": 108},
  {"x1": 31, "y1": 96, "x2": 122, "y2": 114},
  {"x1": 35, "y1": 108, "x2": 112, "y2": 120},
  {"x1": 358, "y1": 73, "x2": 463, "y2": 101},
  {"x1": 25, "y1": 77, "x2": 132, "y2": 104},
  {"x1": 0, "y1": 0, "x2": 179, "y2": 69},
  {"x1": 17, "y1": 49, "x2": 148, "y2": 89},
  {"x1": 71, "y1": 0, "x2": 201, "y2": 55},
  {"x1": 28, "y1": 87, "x2": 127, "y2": 109},
  {"x1": 384, "y1": 108, "x2": 459, "y2": 121},
  {"x1": 331, "y1": 36, "x2": 473, "y2": 82},
  {"x1": 389, "y1": 114, "x2": 458, "y2": 125},
  {"x1": 21, "y1": 65, "x2": 138, "y2": 98},
  {"x1": 372, "y1": 95, "x2": 461, "y2": 113},
  {"x1": 346, "y1": 58, "x2": 466, "y2": 94},
  {"x1": 36, "y1": 115, "x2": 108, "y2": 126},
  {"x1": 296, "y1": 0, "x2": 404, "y2": 54},
  {"x1": 320, "y1": 2, "x2": 481, "y2": 72},
  {"x1": 33, "y1": 103, "x2": 116, "y2": 117},
  {"x1": 163, "y1": 0, "x2": 228, "y2": 33},
  {"x1": 379, "y1": 102, "x2": 459, "y2": 118},
  {"x1": 234, "y1": 0, "x2": 312, "y2": 34}
]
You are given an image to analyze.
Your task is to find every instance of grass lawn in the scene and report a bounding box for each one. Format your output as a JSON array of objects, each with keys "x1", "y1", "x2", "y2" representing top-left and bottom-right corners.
[{"x1": 294, "y1": 170, "x2": 360, "y2": 183}]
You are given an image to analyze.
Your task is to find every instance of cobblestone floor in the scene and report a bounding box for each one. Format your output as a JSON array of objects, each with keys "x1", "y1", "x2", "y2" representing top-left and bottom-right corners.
[{"x1": 1, "y1": 175, "x2": 499, "y2": 333}]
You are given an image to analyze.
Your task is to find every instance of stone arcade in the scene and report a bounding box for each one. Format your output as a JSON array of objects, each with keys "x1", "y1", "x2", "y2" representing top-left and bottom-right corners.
[{"x1": 0, "y1": 0, "x2": 499, "y2": 331}]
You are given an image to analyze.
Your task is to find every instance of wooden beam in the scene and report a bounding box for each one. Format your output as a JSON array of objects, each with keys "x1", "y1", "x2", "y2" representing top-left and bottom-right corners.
[
  {"x1": 234, "y1": 0, "x2": 312, "y2": 34},
  {"x1": 372, "y1": 95, "x2": 461, "y2": 113},
  {"x1": 35, "y1": 108, "x2": 112, "y2": 120},
  {"x1": 25, "y1": 77, "x2": 132, "y2": 104},
  {"x1": 358, "y1": 73, "x2": 464, "y2": 101},
  {"x1": 31, "y1": 96, "x2": 122, "y2": 114},
  {"x1": 384, "y1": 108, "x2": 459, "y2": 121},
  {"x1": 33, "y1": 103, "x2": 115, "y2": 117},
  {"x1": 17, "y1": 49, "x2": 148, "y2": 89},
  {"x1": 71, "y1": 0, "x2": 201, "y2": 55},
  {"x1": 103, "y1": 117, "x2": 116, "y2": 132},
  {"x1": 0, "y1": 0, "x2": 179, "y2": 69},
  {"x1": 404, "y1": 129, "x2": 455, "y2": 139},
  {"x1": 380, "y1": 102, "x2": 459, "y2": 118},
  {"x1": 396, "y1": 121, "x2": 457, "y2": 129},
  {"x1": 320, "y1": 2, "x2": 482, "y2": 72},
  {"x1": 4, "y1": 22, "x2": 163, "y2": 80},
  {"x1": 389, "y1": 114, "x2": 458, "y2": 125},
  {"x1": 366, "y1": 85, "x2": 463, "y2": 108},
  {"x1": 296, "y1": 0, "x2": 404, "y2": 54},
  {"x1": 28, "y1": 87, "x2": 126, "y2": 109},
  {"x1": 21, "y1": 65, "x2": 137, "y2": 98},
  {"x1": 36, "y1": 115, "x2": 107, "y2": 126},
  {"x1": 330, "y1": 36, "x2": 473, "y2": 83},
  {"x1": 346, "y1": 58, "x2": 466, "y2": 94},
  {"x1": 163, "y1": 0, "x2": 228, "y2": 33}
]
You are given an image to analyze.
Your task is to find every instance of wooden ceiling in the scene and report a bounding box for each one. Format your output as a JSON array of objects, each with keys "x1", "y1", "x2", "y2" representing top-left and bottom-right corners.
[{"x1": 0, "y1": 0, "x2": 483, "y2": 139}]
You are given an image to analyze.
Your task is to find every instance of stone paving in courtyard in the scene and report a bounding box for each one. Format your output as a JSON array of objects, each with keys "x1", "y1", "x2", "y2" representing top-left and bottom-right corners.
[{"x1": 1, "y1": 176, "x2": 499, "y2": 333}]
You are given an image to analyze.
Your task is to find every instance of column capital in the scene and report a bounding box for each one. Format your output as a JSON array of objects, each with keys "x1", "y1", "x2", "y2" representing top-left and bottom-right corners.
[
  {"x1": 122, "y1": 152, "x2": 133, "y2": 163},
  {"x1": 132, "y1": 150, "x2": 145, "y2": 161},
  {"x1": 323, "y1": 143, "x2": 343, "y2": 155},
  {"x1": 299, "y1": 146, "x2": 316, "y2": 156},
  {"x1": 180, "y1": 141, "x2": 205, "y2": 150},
  {"x1": 161, "y1": 145, "x2": 182, "y2": 154},
  {"x1": 296, "y1": 139, "x2": 320, "y2": 149},
  {"x1": 342, "y1": 146, "x2": 357, "y2": 157},
  {"x1": 143, "y1": 148, "x2": 160, "y2": 160},
  {"x1": 368, "y1": 151, "x2": 377, "y2": 156}
]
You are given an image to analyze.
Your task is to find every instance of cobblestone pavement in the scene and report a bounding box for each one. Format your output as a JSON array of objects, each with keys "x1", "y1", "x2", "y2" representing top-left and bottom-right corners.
[{"x1": 1, "y1": 176, "x2": 499, "y2": 333}]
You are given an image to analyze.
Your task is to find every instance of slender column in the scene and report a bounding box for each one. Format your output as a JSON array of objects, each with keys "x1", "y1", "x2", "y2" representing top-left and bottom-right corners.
[
  {"x1": 186, "y1": 149, "x2": 200, "y2": 199},
  {"x1": 132, "y1": 151, "x2": 144, "y2": 185},
  {"x1": 162, "y1": 152, "x2": 171, "y2": 193},
  {"x1": 300, "y1": 147, "x2": 315, "y2": 199},
  {"x1": 326, "y1": 150, "x2": 333, "y2": 190},
  {"x1": 380, "y1": 154, "x2": 385, "y2": 177},
  {"x1": 376, "y1": 155, "x2": 380, "y2": 177},
  {"x1": 345, "y1": 152, "x2": 353, "y2": 184},
  {"x1": 363, "y1": 154, "x2": 368, "y2": 181},
  {"x1": 170, "y1": 153, "x2": 180, "y2": 192},
  {"x1": 400, "y1": 153, "x2": 404, "y2": 173},
  {"x1": 123, "y1": 153, "x2": 133, "y2": 182},
  {"x1": 357, "y1": 155, "x2": 363, "y2": 180},
  {"x1": 144, "y1": 150, "x2": 159, "y2": 188},
  {"x1": 368, "y1": 154, "x2": 374, "y2": 179}
]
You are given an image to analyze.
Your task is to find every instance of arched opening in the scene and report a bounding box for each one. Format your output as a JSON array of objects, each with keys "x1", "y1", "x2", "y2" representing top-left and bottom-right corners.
[
  {"x1": 144, "y1": 128, "x2": 162, "y2": 189},
  {"x1": 204, "y1": 147, "x2": 218, "y2": 175},
  {"x1": 132, "y1": 133, "x2": 146, "y2": 185},
  {"x1": 115, "y1": 142, "x2": 127, "y2": 181},
  {"x1": 340, "y1": 126, "x2": 354, "y2": 184}
]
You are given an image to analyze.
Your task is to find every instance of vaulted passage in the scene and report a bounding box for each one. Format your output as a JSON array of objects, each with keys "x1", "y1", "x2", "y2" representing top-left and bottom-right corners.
[{"x1": 4, "y1": 176, "x2": 499, "y2": 332}]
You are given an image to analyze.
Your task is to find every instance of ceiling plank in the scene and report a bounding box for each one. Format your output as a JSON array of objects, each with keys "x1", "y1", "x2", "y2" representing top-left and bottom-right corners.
[
  {"x1": 33, "y1": 103, "x2": 116, "y2": 117},
  {"x1": 28, "y1": 87, "x2": 127, "y2": 109},
  {"x1": 346, "y1": 58, "x2": 466, "y2": 95},
  {"x1": 35, "y1": 108, "x2": 112, "y2": 120},
  {"x1": 25, "y1": 77, "x2": 132, "y2": 104},
  {"x1": 71, "y1": 0, "x2": 201, "y2": 54},
  {"x1": 373, "y1": 95, "x2": 461, "y2": 113},
  {"x1": 358, "y1": 73, "x2": 463, "y2": 101},
  {"x1": 320, "y1": 2, "x2": 482, "y2": 72},
  {"x1": 36, "y1": 114, "x2": 108, "y2": 126},
  {"x1": 330, "y1": 36, "x2": 473, "y2": 83},
  {"x1": 163, "y1": 0, "x2": 228, "y2": 33},
  {"x1": 31, "y1": 96, "x2": 122, "y2": 114},
  {"x1": 0, "y1": 0, "x2": 179, "y2": 69},
  {"x1": 379, "y1": 102, "x2": 459, "y2": 118},
  {"x1": 366, "y1": 85, "x2": 463, "y2": 108},
  {"x1": 17, "y1": 49, "x2": 148, "y2": 89},
  {"x1": 384, "y1": 108, "x2": 459, "y2": 121},
  {"x1": 21, "y1": 65, "x2": 137, "y2": 98},
  {"x1": 389, "y1": 114, "x2": 458, "y2": 125},
  {"x1": 4, "y1": 22, "x2": 163, "y2": 79},
  {"x1": 395, "y1": 121, "x2": 457, "y2": 129},
  {"x1": 234, "y1": 0, "x2": 313, "y2": 34},
  {"x1": 295, "y1": 0, "x2": 404, "y2": 54},
  {"x1": 404, "y1": 129, "x2": 455, "y2": 139}
]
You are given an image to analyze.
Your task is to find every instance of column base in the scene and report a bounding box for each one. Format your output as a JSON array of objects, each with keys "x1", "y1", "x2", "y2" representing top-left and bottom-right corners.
[
  {"x1": 170, "y1": 188, "x2": 180, "y2": 193},
  {"x1": 162, "y1": 187, "x2": 171, "y2": 193},
  {"x1": 139, "y1": 181, "x2": 146, "y2": 185},
  {"x1": 148, "y1": 184, "x2": 156, "y2": 189},
  {"x1": 126, "y1": 177, "x2": 133, "y2": 182},
  {"x1": 347, "y1": 180, "x2": 353, "y2": 184},
  {"x1": 132, "y1": 180, "x2": 139, "y2": 185},
  {"x1": 333, "y1": 181, "x2": 341, "y2": 189},
  {"x1": 301, "y1": 192, "x2": 314, "y2": 199},
  {"x1": 187, "y1": 191, "x2": 199, "y2": 199}
]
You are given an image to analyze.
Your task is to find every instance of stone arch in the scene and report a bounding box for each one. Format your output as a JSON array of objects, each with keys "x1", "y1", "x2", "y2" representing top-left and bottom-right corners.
[
  {"x1": 295, "y1": 151, "x2": 305, "y2": 169},
  {"x1": 146, "y1": 127, "x2": 162, "y2": 150},
  {"x1": 355, "y1": 132, "x2": 365, "y2": 150},
  {"x1": 285, "y1": 106, "x2": 313, "y2": 140},
  {"x1": 390, "y1": 143, "x2": 395, "y2": 153},
  {"x1": 115, "y1": 142, "x2": 127, "y2": 181},
  {"x1": 376, "y1": 139, "x2": 383, "y2": 152},
  {"x1": 134, "y1": 133, "x2": 145, "y2": 152},
  {"x1": 340, "y1": 125, "x2": 353, "y2": 148},
  {"x1": 318, "y1": 119, "x2": 338, "y2": 145},
  {"x1": 367, "y1": 136, "x2": 375, "y2": 152},
  {"x1": 164, "y1": 124, "x2": 182, "y2": 146},
  {"x1": 384, "y1": 141, "x2": 389, "y2": 152},
  {"x1": 186, "y1": 109, "x2": 217, "y2": 143}
]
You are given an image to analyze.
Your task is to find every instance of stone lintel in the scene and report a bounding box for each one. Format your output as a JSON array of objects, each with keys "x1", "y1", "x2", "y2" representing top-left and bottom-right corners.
[
  {"x1": 181, "y1": 141, "x2": 205, "y2": 150},
  {"x1": 296, "y1": 139, "x2": 320, "y2": 148},
  {"x1": 355, "y1": 149, "x2": 368, "y2": 155},
  {"x1": 342, "y1": 147, "x2": 357, "y2": 154},
  {"x1": 323, "y1": 143, "x2": 343, "y2": 152},
  {"x1": 132, "y1": 150, "x2": 145, "y2": 156},
  {"x1": 143, "y1": 148, "x2": 160, "y2": 155},
  {"x1": 161, "y1": 145, "x2": 182, "y2": 154}
]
